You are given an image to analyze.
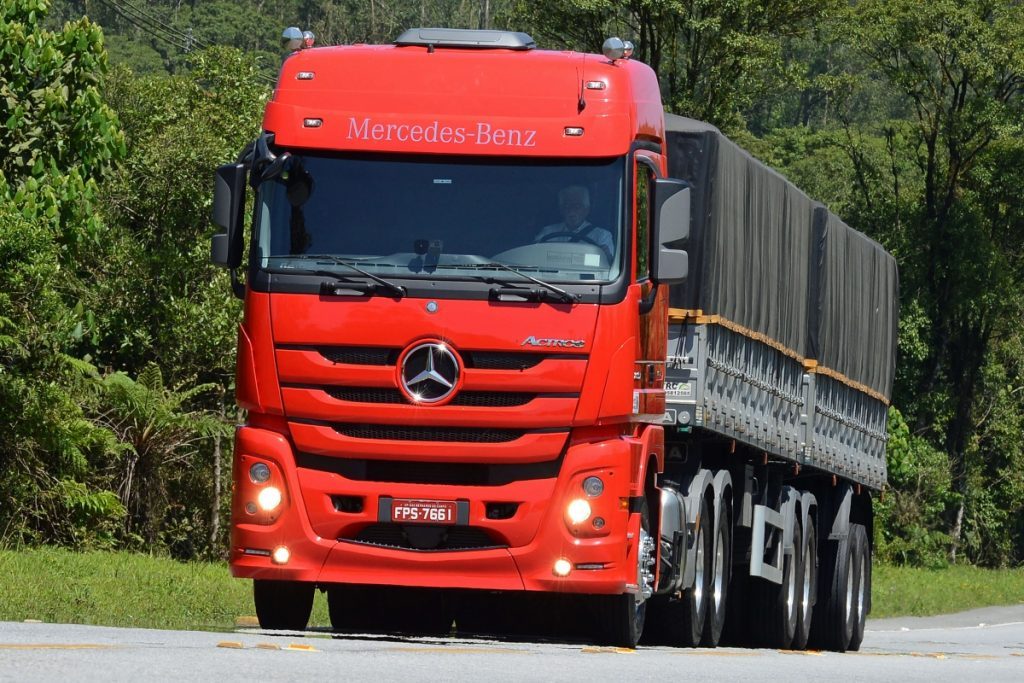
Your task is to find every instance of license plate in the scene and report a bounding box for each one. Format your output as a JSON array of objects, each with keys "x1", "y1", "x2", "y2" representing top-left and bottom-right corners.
[{"x1": 390, "y1": 499, "x2": 457, "y2": 524}]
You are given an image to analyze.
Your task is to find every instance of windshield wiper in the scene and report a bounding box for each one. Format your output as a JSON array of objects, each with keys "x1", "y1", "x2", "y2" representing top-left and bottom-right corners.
[
  {"x1": 267, "y1": 254, "x2": 407, "y2": 298},
  {"x1": 457, "y1": 262, "x2": 578, "y2": 304}
]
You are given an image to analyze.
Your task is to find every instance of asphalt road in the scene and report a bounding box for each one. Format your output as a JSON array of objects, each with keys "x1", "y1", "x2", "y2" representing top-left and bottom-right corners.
[{"x1": 1, "y1": 605, "x2": 1022, "y2": 681}]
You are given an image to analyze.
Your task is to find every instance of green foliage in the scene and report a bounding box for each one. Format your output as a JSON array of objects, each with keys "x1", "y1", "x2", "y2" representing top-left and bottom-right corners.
[
  {"x1": 875, "y1": 408, "x2": 955, "y2": 568},
  {"x1": 512, "y1": 0, "x2": 838, "y2": 131},
  {"x1": 93, "y1": 363, "x2": 228, "y2": 546}
]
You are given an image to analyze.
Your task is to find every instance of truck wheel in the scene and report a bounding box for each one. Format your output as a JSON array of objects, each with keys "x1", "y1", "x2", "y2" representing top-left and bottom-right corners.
[
  {"x1": 253, "y1": 579, "x2": 314, "y2": 631},
  {"x1": 754, "y1": 514, "x2": 801, "y2": 649},
  {"x1": 792, "y1": 514, "x2": 817, "y2": 650},
  {"x1": 596, "y1": 499, "x2": 654, "y2": 647},
  {"x1": 847, "y1": 523, "x2": 870, "y2": 651},
  {"x1": 700, "y1": 501, "x2": 730, "y2": 647},
  {"x1": 810, "y1": 531, "x2": 855, "y2": 651},
  {"x1": 647, "y1": 495, "x2": 711, "y2": 647}
]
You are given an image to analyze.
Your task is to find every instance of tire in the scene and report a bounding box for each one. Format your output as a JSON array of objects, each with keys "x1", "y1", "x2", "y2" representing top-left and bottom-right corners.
[
  {"x1": 847, "y1": 523, "x2": 870, "y2": 651},
  {"x1": 596, "y1": 498, "x2": 653, "y2": 647},
  {"x1": 253, "y1": 580, "x2": 314, "y2": 631},
  {"x1": 700, "y1": 499, "x2": 730, "y2": 647},
  {"x1": 645, "y1": 496, "x2": 711, "y2": 647},
  {"x1": 753, "y1": 514, "x2": 802, "y2": 649},
  {"x1": 792, "y1": 513, "x2": 818, "y2": 650},
  {"x1": 809, "y1": 530, "x2": 855, "y2": 652}
]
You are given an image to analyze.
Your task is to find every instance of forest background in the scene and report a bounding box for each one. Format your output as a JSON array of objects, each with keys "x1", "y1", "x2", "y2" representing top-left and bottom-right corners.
[{"x1": 1, "y1": 0, "x2": 1022, "y2": 570}]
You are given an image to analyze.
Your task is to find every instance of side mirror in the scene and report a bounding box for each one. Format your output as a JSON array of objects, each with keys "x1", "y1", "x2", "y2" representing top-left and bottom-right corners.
[
  {"x1": 210, "y1": 162, "x2": 247, "y2": 269},
  {"x1": 650, "y1": 178, "x2": 690, "y2": 285}
]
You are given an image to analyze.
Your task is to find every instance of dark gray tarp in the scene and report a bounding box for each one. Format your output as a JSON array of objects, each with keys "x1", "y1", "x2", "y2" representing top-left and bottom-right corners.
[{"x1": 664, "y1": 114, "x2": 898, "y2": 400}]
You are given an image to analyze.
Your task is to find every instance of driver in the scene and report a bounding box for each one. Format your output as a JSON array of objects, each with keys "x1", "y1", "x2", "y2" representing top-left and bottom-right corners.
[{"x1": 534, "y1": 185, "x2": 614, "y2": 263}]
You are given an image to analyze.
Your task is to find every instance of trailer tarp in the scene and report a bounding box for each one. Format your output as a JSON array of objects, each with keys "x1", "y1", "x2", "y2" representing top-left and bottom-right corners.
[{"x1": 664, "y1": 113, "x2": 898, "y2": 400}]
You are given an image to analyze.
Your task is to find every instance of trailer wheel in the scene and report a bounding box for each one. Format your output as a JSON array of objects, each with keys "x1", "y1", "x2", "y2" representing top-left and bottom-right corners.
[
  {"x1": 810, "y1": 530, "x2": 855, "y2": 651},
  {"x1": 253, "y1": 579, "x2": 314, "y2": 631},
  {"x1": 754, "y1": 514, "x2": 801, "y2": 649},
  {"x1": 596, "y1": 499, "x2": 653, "y2": 647},
  {"x1": 700, "y1": 501, "x2": 730, "y2": 647},
  {"x1": 792, "y1": 514, "x2": 817, "y2": 650},
  {"x1": 848, "y1": 523, "x2": 870, "y2": 651}
]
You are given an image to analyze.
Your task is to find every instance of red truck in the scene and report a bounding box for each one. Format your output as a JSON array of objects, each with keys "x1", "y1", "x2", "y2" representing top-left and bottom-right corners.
[{"x1": 211, "y1": 28, "x2": 898, "y2": 650}]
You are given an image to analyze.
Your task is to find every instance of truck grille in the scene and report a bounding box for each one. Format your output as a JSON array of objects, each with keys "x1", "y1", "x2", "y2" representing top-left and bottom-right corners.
[
  {"x1": 302, "y1": 344, "x2": 573, "y2": 369},
  {"x1": 345, "y1": 523, "x2": 504, "y2": 551},
  {"x1": 333, "y1": 423, "x2": 525, "y2": 442},
  {"x1": 299, "y1": 452, "x2": 563, "y2": 486},
  {"x1": 323, "y1": 386, "x2": 537, "y2": 407}
]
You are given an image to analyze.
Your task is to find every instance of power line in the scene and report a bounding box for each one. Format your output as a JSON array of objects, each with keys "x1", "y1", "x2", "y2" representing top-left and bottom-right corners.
[{"x1": 94, "y1": 0, "x2": 276, "y2": 86}]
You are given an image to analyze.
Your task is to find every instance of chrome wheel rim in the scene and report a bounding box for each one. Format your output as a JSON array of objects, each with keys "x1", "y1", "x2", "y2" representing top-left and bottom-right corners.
[
  {"x1": 694, "y1": 524, "x2": 706, "y2": 613},
  {"x1": 801, "y1": 538, "x2": 813, "y2": 624},
  {"x1": 712, "y1": 524, "x2": 725, "y2": 615}
]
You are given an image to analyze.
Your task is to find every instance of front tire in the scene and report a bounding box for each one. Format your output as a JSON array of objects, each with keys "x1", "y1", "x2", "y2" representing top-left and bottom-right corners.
[
  {"x1": 253, "y1": 580, "x2": 314, "y2": 631},
  {"x1": 596, "y1": 499, "x2": 653, "y2": 647}
]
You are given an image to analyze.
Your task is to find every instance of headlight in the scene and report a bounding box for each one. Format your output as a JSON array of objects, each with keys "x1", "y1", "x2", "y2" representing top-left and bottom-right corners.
[
  {"x1": 567, "y1": 498, "x2": 592, "y2": 524},
  {"x1": 582, "y1": 476, "x2": 604, "y2": 497},
  {"x1": 257, "y1": 486, "x2": 282, "y2": 511},
  {"x1": 249, "y1": 462, "x2": 271, "y2": 483}
]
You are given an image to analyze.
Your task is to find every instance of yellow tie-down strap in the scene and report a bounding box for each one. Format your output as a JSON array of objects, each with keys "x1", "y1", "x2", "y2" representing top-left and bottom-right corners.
[{"x1": 667, "y1": 308, "x2": 890, "y2": 406}]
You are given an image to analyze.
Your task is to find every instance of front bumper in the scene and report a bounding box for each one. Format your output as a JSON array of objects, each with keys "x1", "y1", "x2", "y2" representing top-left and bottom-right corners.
[{"x1": 229, "y1": 426, "x2": 642, "y2": 594}]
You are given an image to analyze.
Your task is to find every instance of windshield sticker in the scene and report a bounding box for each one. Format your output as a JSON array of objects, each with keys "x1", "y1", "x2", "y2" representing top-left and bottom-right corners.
[{"x1": 347, "y1": 117, "x2": 538, "y2": 148}]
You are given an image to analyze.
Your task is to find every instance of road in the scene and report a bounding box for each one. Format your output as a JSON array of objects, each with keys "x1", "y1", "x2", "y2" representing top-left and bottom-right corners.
[{"x1": 1, "y1": 605, "x2": 1022, "y2": 681}]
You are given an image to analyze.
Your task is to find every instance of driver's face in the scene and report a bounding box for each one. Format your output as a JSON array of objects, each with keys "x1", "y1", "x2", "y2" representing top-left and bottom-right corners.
[{"x1": 560, "y1": 197, "x2": 588, "y2": 230}]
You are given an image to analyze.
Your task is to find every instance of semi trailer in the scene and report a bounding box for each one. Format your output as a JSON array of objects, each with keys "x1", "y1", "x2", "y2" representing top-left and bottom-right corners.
[{"x1": 210, "y1": 27, "x2": 898, "y2": 651}]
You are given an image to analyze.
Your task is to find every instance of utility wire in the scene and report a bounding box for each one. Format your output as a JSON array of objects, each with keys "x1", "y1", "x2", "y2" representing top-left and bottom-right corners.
[{"x1": 95, "y1": 0, "x2": 277, "y2": 86}]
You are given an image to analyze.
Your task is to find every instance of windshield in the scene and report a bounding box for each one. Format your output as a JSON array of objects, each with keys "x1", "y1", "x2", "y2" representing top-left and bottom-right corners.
[{"x1": 254, "y1": 153, "x2": 625, "y2": 284}]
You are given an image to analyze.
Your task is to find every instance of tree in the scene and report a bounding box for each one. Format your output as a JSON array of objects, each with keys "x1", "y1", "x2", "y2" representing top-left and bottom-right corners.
[
  {"x1": 846, "y1": 0, "x2": 1024, "y2": 561},
  {"x1": 512, "y1": 0, "x2": 836, "y2": 131},
  {"x1": 0, "y1": 0, "x2": 127, "y2": 548}
]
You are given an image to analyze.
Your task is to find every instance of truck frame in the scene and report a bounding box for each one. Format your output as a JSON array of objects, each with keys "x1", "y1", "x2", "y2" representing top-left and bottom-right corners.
[{"x1": 211, "y1": 27, "x2": 898, "y2": 651}]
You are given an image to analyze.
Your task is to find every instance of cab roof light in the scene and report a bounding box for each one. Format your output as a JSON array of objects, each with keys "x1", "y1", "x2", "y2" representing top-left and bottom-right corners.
[{"x1": 395, "y1": 28, "x2": 536, "y2": 51}]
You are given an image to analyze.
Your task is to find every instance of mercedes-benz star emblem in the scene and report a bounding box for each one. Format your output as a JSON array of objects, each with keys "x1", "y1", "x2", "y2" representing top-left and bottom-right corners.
[{"x1": 400, "y1": 342, "x2": 460, "y2": 404}]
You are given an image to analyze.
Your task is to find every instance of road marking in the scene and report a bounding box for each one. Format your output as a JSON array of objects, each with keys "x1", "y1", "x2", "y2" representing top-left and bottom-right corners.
[
  {"x1": 285, "y1": 644, "x2": 319, "y2": 652},
  {"x1": 217, "y1": 641, "x2": 245, "y2": 649},
  {"x1": 255, "y1": 643, "x2": 281, "y2": 650},
  {"x1": 580, "y1": 647, "x2": 637, "y2": 655},
  {"x1": 0, "y1": 644, "x2": 114, "y2": 650}
]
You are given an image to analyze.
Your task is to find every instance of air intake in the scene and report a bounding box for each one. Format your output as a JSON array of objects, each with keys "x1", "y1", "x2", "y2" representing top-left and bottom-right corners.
[{"x1": 395, "y1": 28, "x2": 536, "y2": 50}]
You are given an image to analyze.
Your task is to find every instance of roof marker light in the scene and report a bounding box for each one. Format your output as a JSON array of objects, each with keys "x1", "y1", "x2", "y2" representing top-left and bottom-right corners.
[
  {"x1": 282, "y1": 27, "x2": 303, "y2": 51},
  {"x1": 302, "y1": 31, "x2": 315, "y2": 49},
  {"x1": 303, "y1": 118, "x2": 323, "y2": 128},
  {"x1": 564, "y1": 127, "x2": 584, "y2": 137},
  {"x1": 585, "y1": 81, "x2": 606, "y2": 90},
  {"x1": 296, "y1": 71, "x2": 315, "y2": 80},
  {"x1": 623, "y1": 41, "x2": 635, "y2": 59}
]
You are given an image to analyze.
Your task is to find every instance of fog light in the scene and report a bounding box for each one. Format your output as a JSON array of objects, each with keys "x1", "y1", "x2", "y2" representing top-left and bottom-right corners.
[
  {"x1": 250, "y1": 462, "x2": 271, "y2": 483},
  {"x1": 272, "y1": 546, "x2": 290, "y2": 565},
  {"x1": 258, "y1": 486, "x2": 282, "y2": 511},
  {"x1": 245, "y1": 502, "x2": 257, "y2": 515},
  {"x1": 593, "y1": 517, "x2": 606, "y2": 529},
  {"x1": 553, "y1": 559, "x2": 572, "y2": 577},
  {"x1": 583, "y1": 476, "x2": 604, "y2": 497}
]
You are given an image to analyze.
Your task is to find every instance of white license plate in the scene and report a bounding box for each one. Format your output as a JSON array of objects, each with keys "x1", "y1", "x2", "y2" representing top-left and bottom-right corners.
[{"x1": 390, "y1": 499, "x2": 457, "y2": 525}]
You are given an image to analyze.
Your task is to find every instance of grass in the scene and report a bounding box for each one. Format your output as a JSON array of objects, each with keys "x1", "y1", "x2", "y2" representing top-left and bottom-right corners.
[
  {"x1": 871, "y1": 563, "x2": 1024, "y2": 618},
  {"x1": 0, "y1": 547, "x2": 329, "y2": 632},
  {"x1": 1, "y1": 547, "x2": 1022, "y2": 629}
]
